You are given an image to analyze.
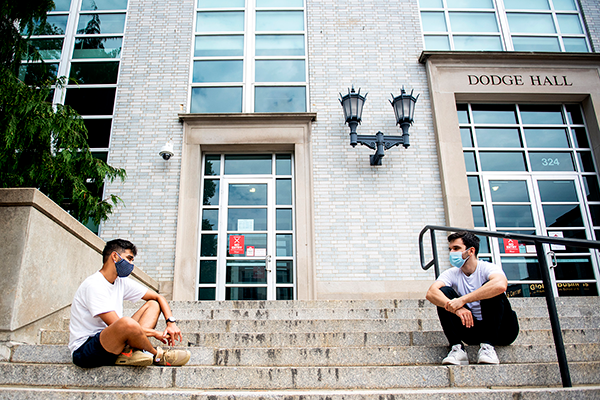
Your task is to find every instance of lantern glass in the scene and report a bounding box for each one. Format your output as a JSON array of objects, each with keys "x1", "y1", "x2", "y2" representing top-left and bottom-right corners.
[
  {"x1": 391, "y1": 89, "x2": 418, "y2": 125},
  {"x1": 340, "y1": 88, "x2": 366, "y2": 123}
]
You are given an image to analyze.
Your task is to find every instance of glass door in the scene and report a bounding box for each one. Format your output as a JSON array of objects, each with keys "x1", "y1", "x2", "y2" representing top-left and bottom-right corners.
[{"x1": 198, "y1": 154, "x2": 296, "y2": 301}]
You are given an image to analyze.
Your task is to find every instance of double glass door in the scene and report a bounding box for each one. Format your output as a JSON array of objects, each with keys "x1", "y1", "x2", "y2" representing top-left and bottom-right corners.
[
  {"x1": 198, "y1": 154, "x2": 295, "y2": 301},
  {"x1": 481, "y1": 174, "x2": 599, "y2": 297}
]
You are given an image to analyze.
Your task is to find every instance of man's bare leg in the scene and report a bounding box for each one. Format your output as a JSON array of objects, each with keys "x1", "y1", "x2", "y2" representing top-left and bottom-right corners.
[
  {"x1": 131, "y1": 300, "x2": 161, "y2": 330},
  {"x1": 99, "y1": 317, "x2": 157, "y2": 356}
]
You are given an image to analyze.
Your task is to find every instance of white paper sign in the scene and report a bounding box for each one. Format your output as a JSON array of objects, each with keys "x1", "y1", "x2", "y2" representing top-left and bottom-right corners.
[
  {"x1": 255, "y1": 248, "x2": 267, "y2": 257},
  {"x1": 238, "y1": 219, "x2": 254, "y2": 232},
  {"x1": 549, "y1": 231, "x2": 566, "y2": 251}
]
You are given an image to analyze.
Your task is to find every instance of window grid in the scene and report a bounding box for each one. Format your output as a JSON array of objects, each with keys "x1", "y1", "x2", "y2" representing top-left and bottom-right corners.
[
  {"x1": 420, "y1": 0, "x2": 590, "y2": 52},
  {"x1": 191, "y1": 0, "x2": 308, "y2": 113}
]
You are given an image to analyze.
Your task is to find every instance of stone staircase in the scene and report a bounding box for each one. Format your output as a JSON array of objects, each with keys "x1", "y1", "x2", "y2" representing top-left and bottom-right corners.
[{"x1": 1, "y1": 297, "x2": 600, "y2": 399}]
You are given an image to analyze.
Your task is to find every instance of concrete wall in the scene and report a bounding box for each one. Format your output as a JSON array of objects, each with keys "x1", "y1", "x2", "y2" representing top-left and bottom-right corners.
[{"x1": 0, "y1": 188, "x2": 158, "y2": 344}]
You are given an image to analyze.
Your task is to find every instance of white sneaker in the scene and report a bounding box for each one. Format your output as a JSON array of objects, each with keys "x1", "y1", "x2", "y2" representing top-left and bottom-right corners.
[
  {"x1": 477, "y1": 343, "x2": 499, "y2": 364},
  {"x1": 442, "y1": 344, "x2": 469, "y2": 365}
]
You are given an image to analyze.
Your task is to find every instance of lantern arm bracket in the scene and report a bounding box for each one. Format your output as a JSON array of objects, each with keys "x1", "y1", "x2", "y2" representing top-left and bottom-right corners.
[{"x1": 353, "y1": 131, "x2": 410, "y2": 166}]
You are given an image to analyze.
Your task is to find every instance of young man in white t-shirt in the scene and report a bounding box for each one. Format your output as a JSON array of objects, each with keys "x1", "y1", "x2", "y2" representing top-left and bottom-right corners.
[
  {"x1": 426, "y1": 231, "x2": 519, "y2": 365},
  {"x1": 69, "y1": 239, "x2": 191, "y2": 368}
]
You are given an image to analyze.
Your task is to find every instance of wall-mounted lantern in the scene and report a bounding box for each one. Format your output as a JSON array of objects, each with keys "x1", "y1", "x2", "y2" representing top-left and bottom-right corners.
[{"x1": 339, "y1": 86, "x2": 419, "y2": 165}]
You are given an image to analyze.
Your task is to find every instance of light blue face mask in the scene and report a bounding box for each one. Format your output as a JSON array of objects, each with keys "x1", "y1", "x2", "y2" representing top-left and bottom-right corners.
[{"x1": 449, "y1": 250, "x2": 470, "y2": 268}]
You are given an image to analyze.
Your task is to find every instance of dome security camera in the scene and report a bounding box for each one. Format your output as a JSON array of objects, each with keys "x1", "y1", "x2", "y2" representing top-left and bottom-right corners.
[{"x1": 159, "y1": 142, "x2": 174, "y2": 160}]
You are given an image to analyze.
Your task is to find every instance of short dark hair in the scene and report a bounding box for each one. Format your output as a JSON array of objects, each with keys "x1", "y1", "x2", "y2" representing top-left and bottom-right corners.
[
  {"x1": 103, "y1": 239, "x2": 137, "y2": 263},
  {"x1": 448, "y1": 231, "x2": 480, "y2": 255}
]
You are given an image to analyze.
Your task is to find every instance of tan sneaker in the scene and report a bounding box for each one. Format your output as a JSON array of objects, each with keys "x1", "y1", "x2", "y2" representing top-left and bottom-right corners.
[
  {"x1": 153, "y1": 346, "x2": 191, "y2": 366},
  {"x1": 115, "y1": 348, "x2": 153, "y2": 367}
]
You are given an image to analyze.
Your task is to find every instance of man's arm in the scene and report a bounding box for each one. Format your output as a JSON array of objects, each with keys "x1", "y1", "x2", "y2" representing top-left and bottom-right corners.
[
  {"x1": 142, "y1": 290, "x2": 183, "y2": 346},
  {"x1": 445, "y1": 273, "x2": 507, "y2": 314},
  {"x1": 426, "y1": 280, "x2": 475, "y2": 328}
]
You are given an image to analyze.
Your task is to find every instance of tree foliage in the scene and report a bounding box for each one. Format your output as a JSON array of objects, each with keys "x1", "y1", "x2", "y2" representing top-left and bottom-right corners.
[{"x1": 0, "y1": 0, "x2": 126, "y2": 225}]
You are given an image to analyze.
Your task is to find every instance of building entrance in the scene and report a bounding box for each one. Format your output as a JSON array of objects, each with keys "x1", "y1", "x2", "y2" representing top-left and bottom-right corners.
[{"x1": 198, "y1": 154, "x2": 295, "y2": 300}]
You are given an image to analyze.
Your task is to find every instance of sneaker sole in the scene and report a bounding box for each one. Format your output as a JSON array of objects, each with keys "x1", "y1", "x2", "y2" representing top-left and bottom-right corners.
[{"x1": 442, "y1": 360, "x2": 469, "y2": 366}]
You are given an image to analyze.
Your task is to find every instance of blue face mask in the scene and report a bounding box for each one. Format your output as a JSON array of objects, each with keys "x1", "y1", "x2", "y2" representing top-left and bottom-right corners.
[
  {"x1": 115, "y1": 253, "x2": 134, "y2": 278},
  {"x1": 449, "y1": 250, "x2": 470, "y2": 268}
]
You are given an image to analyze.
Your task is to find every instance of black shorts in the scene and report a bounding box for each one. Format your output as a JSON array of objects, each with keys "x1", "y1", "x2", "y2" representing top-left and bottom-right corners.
[{"x1": 72, "y1": 332, "x2": 119, "y2": 368}]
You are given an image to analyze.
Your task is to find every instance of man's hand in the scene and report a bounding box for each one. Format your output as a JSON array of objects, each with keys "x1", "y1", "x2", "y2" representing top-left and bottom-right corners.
[
  {"x1": 455, "y1": 307, "x2": 474, "y2": 328},
  {"x1": 445, "y1": 297, "x2": 466, "y2": 314},
  {"x1": 162, "y1": 323, "x2": 183, "y2": 347}
]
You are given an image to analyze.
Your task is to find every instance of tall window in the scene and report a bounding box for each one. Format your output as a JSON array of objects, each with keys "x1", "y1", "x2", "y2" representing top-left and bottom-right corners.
[
  {"x1": 460, "y1": 103, "x2": 600, "y2": 297},
  {"x1": 23, "y1": 0, "x2": 128, "y2": 233},
  {"x1": 419, "y1": 0, "x2": 590, "y2": 52},
  {"x1": 191, "y1": 0, "x2": 307, "y2": 113}
]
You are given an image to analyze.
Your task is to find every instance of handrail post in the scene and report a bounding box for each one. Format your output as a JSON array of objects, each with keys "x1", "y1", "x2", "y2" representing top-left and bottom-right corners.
[
  {"x1": 430, "y1": 228, "x2": 439, "y2": 278},
  {"x1": 535, "y1": 241, "x2": 572, "y2": 387}
]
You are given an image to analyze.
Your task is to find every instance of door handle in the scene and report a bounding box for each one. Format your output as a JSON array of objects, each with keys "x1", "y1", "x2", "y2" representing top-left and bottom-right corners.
[
  {"x1": 265, "y1": 255, "x2": 272, "y2": 272},
  {"x1": 547, "y1": 251, "x2": 557, "y2": 269}
]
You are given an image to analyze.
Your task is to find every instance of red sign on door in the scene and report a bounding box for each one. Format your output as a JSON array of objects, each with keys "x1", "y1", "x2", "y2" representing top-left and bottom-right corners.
[
  {"x1": 504, "y1": 239, "x2": 520, "y2": 254},
  {"x1": 229, "y1": 235, "x2": 245, "y2": 254}
]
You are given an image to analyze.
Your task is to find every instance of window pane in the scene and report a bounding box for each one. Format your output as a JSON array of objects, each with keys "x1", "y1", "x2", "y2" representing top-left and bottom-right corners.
[
  {"x1": 257, "y1": 0, "x2": 304, "y2": 6},
  {"x1": 508, "y1": 13, "x2": 555, "y2": 33},
  {"x1": 276, "y1": 179, "x2": 292, "y2": 205},
  {"x1": 583, "y1": 176, "x2": 600, "y2": 201},
  {"x1": 461, "y1": 128, "x2": 473, "y2": 147},
  {"x1": 256, "y1": 60, "x2": 305, "y2": 82},
  {"x1": 480, "y1": 152, "x2": 526, "y2": 171},
  {"x1": 53, "y1": 0, "x2": 72, "y2": 11},
  {"x1": 64, "y1": 88, "x2": 115, "y2": 115},
  {"x1": 81, "y1": 0, "x2": 128, "y2": 10},
  {"x1": 453, "y1": 35, "x2": 502, "y2": 50},
  {"x1": 529, "y1": 152, "x2": 574, "y2": 171},
  {"x1": 447, "y1": 0, "x2": 493, "y2": 7},
  {"x1": 503, "y1": 0, "x2": 549, "y2": 10},
  {"x1": 277, "y1": 287, "x2": 293, "y2": 301},
  {"x1": 195, "y1": 35, "x2": 244, "y2": 56},
  {"x1": 77, "y1": 14, "x2": 126, "y2": 34},
  {"x1": 276, "y1": 154, "x2": 292, "y2": 175},
  {"x1": 201, "y1": 234, "x2": 218, "y2": 256},
  {"x1": 256, "y1": 11, "x2": 304, "y2": 31},
  {"x1": 28, "y1": 39, "x2": 63, "y2": 60},
  {"x1": 225, "y1": 155, "x2": 272, "y2": 175},
  {"x1": 227, "y1": 234, "x2": 267, "y2": 257},
  {"x1": 83, "y1": 118, "x2": 111, "y2": 148},
  {"x1": 256, "y1": 35, "x2": 305, "y2": 56},
  {"x1": 73, "y1": 37, "x2": 122, "y2": 58},
  {"x1": 421, "y1": 12, "x2": 447, "y2": 32},
  {"x1": 577, "y1": 152, "x2": 595, "y2": 172},
  {"x1": 424, "y1": 35, "x2": 450, "y2": 50},
  {"x1": 191, "y1": 87, "x2": 242, "y2": 113},
  {"x1": 70, "y1": 61, "x2": 119, "y2": 84},
  {"x1": 199, "y1": 260, "x2": 216, "y2": 283},
  {"x1": 193, "y1": 60, "x2": 243, "y2": 82},
  {"x1": 199, "y1": 0, "x2": 244, "y2": 7},
  {"x1": 566, "y1": 105, "x2": 584, "y2": 125},
  {"x1": 538, "y1": 180, "x2": 578, "y2": 202},
  {"x1": 519, "y1": 104, "x2": 563, "y2": 124},
  {"x1": 557, "y1": 14, "x2": 583, "y2": 34},
  {"x1": 493, "y1": 205, "x2": 534, "y2": 227},
  {"x1": 28, "y1": 15, "x2": 68, "y2": 35},
  {"x1": 18, "y1": 63, "x2": 58, "y2": 85},
  {"x1": 512, "y1": 36, "x2": 560, "y2": 52},
  {"x1": 570, "y1": 128, "x2": 588, "y2": 148},
  {"x1": 276, "y1": 261, "x2": 293, "y2": 284},
  {"x1": 228, "y1": 208, "x2": 267, "y2": 231},
  {"x1": 196, "y1": 12, "x2": 244, "y2": 32},
  {"x1": 590, "y1": 205, "x2": 600, "y2": 226},
  {"x1": 472, "y1": 205, "x2": 486, "y2": 227},
  {"x1": 198, "y1": 287, "x2": 216, "y2": 300},
  {"x1": 276, "y1": 234, "x2": 293, "y2": 256},
  {"x1": 457, "y1": 104, "x2": 470, "y2": 124},
  {"x1": 553, "y1": 0, "x2": 576, "y2": 10},
  {"x1": 227, "y1": 260, "x2": 267, "y2": 284},
  {"x1": 205, "y1": 155, "x2": 221, "y2": 176},
  {"x1": 228, "y1": 184, "x2": 268, "y2": 205},
  {"x1": 449, "y1": 12, "x2": 498, "y2": 32},
  {"x1": 475, "y1": 128, "x2": 521, "y2": 148},
  {"x1": 468, "y1": 176, "x2": 481, "y2": 201},
  {"x1": 542, "y1": 205, "x2": 583, "y2": 227},
  {"x1": 255, "y1": 86, "x2": 306, "y2": 112},
  {"x1": 490, "y1": 180, "x2": 530, "y2": 202},
  {"x1": 464, "y1": 151, "x2": 477, "y2": 172},
  {"x1": 419, "y1": 0, "x2": 443, "y2": 7},
  {"x1": 276, "y1": 209, "x2": 293, "y2": 230},
  {"x1": 524, "y1": 129, "x2": 569, "y2": 148},
  {"x1": 563, "y1": 37, "x2": 588, "y2": 53},
  {"x1": 502, "y1": 257, "x2": 541, "y2": 280},
  {"x1": 471, "y1": 105, "x2": 517, "y2": 124},
  {"x1": 203, "y1": 179, "x2": 220, "y2": 205},
  {"x1": 226, "y1": 287, "x2": 267, "y2": 300},
  {"x1": 202, "y1": 209, "x2": 219, "y2": 230},
  {"x1": 555, "y1": 257, "x2": 595, "y2": 280}
]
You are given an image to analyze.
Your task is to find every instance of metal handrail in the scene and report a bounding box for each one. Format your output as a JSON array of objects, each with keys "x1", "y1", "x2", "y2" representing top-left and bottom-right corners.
[{"x1": 419, "y1": 225, "x2": 600, "y2": 388}]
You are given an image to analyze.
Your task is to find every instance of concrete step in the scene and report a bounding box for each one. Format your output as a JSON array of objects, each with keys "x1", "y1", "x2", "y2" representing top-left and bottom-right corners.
[
  {"x1": 40, "y1": 328, "x2": 600, "y2": 348},
  {"x1": 1, "y1": 386, "x2": 600, "y2": 400},
  {"x1": 11, "y1": 342, "x2": 600, "y2": 366},
  {"x1": 0, "y1": 362, "x2": 598, "y2": 389}
]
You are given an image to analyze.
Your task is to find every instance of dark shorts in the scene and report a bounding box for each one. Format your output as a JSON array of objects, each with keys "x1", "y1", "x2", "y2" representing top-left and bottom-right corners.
[{"x1": 72, "y1": 331, "x2": 119, "y2": 368}]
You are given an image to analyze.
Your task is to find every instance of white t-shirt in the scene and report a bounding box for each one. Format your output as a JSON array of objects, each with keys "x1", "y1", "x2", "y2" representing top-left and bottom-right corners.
[
  {"x1": 437, "y1": 260, "x2": 506, "y2": 321},
  {"x1": 68, "y1": 271, "x2": 148, "y2": 354}
]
